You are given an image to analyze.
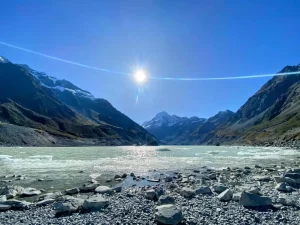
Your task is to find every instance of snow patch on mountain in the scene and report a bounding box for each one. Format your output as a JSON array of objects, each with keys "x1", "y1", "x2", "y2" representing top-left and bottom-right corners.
[
  {"x1": 21, "y1": 65, "x2": 96, "y2": 100},
  {"x1": 0, "y1": 56, "x2": 10, "y2": 63}
]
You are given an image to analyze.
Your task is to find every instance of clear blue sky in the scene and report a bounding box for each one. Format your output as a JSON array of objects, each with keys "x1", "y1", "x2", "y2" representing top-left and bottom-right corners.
[{"x1": 1, "y1": 0, "x2": 300, "y2": 124}]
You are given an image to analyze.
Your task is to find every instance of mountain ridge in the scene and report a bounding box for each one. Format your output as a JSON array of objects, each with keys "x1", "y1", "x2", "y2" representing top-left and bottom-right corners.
[
  {"x1": 0, "y1": 56, "x2": 158, "y2": 146},
  {"x1": 143, "y1": 63, "x2": 300, "y2": 147}
]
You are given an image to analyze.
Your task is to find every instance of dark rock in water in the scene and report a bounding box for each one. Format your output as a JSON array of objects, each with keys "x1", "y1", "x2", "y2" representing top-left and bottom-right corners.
[
  {"x1": 113, "y1": 186, "x2": 122, "y2": 193},
  {"x1": 65, "y1": 187, "x2": 80, "y2": 195},
  {"x1": 130, "y1": 173, "x2": 135, "y2": 177},
  {"x1": 121, "y1": 173, "x2": 127, "y2": 178},
  {"x1": 147, "y1": 178, "x2": 160, "y2": 182},
  {"x1": 239, "y1": 191, "x2": 272, "y2": 207},
  {"x1": 156, "y1": 148, "x2": 172, "y2": 152},
  {"x1": 155, "y1": 204, "x2": 183, "y2": 225},
  {"x1": 193, "y1": 169, "x2": 200, "y2": 173},
  {"x1": 255, "y1": 165, "x2": 263, "y2": 168},
  {"x1": 79, "y1": 171, "x2": 84, "y2": 173}
]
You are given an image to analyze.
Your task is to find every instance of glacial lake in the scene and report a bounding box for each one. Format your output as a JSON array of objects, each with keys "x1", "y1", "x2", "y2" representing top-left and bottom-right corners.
[{"x1": 0, "y1": 145, "x2": 299, "y2": 191}]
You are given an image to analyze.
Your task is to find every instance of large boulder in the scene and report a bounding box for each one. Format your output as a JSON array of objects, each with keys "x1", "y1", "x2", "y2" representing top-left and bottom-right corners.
[
  {"x1": 180, "y1": 187, "x2": 195, "y2": 198},
  {"x1": 82, "y1": 196, "x2": 109, "y2": 211},
  {"x1": 195, "y1": 186, "x2": 212, "y2": 195},
  {"x1": 155, "y1": 204, "x2": 183, "y2": 225},
  {"x1": 217, "y1": 189, "x2": 233, "y2": 201},
  {"x1": 94, "y1": 186, "x2": 113, "y2": 195},
  {"x1": 0, "y1": 186, "x2": 24, "y2": 199},
  {"x1": 20, "y1": 188, "x2": 41, "y2": 197},
  {"x1": 158, "y1": 195, "x2": 175, "y2": 205},
  {"x1": 239, "y1": 191, "x2": 272, "y2": 207}
]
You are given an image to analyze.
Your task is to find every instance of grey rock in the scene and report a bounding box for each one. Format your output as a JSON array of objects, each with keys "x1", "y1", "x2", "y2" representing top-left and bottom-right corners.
[
  {"x1": 275, "y1": 182, "x2": 293, "y2": 192},
  {"x1": 36, "y1": 199, "x2": 55, "y2": 206},
  {"x1": 232, "y1": 192, "x2": 242, "y2": 201},
  {"x1": 95, "y1": 186, "x2": 113, "y2": 195},
  {"x1": 239, "y1": 191, "x2": 272, "y2": 207},
  {"x1": 53, "y1": 201, "x2": 78, "y2": 213},
  {"x1": 53, "y1": 197, "x2": 84, "y2": 213},
  {"x1": 158, "y1": 195, "x2": 175, "y2": 205},
  {"x1": 0, "y1": 195, "x2": 7, "y2": 203},
  {"x1": 82, "y1": 196, "x2": 109, "y2": 211},
  {"x1": 194, "y1": 186, "x2": 212, "y2": 195},
  {"x1": 278, "y1": 194, "x2": 296, "y2": 206},
  {"x1": 147, "y1": 178, "x2": 160, "y2": 182},
  {"x1": 284, "y1": 173, "x2": 300, "y2": 183},
  {"x1": 65, "y1": 187, "x2": 80, "y2": 195},
  {"x1": 155, "y1": 204, "x2": 183, "y2": 225},
  {"x1": 39, "y1": 192, "x2": 63, "y2": 200},
  {"x1": 79, "y1": 184, "x2": 98, "y2": 192},
  {"x1": 20, "y1": 188, "x2": 41, "y2": 197},
  {"x1": 217, "y1": 189, "x2": 233, "y2": 201},
  {"x1": 253, "y1": 175, "x2": 271, "y2": 182},
  {"x1": 145, "y1": 189, "x2": 156, "y2": 199},
  {"x1": 165, "y1": 176, "x2": 173, "y2": 182},
  {"x1": 114, "y1": 174, "x2": 121, "y2": 179},
  {"x1": 212, "y1": 185, "x2": 228, "y2": 193},
  {"x1": 0, "y1": 204, "x2": 10, "y2": 211},
  {"x1": 3, "y1": 200, "x2": 32, "y2": 209},
  {"x1": 180, "y1": 187, "x2": 195, "y2": 198}
]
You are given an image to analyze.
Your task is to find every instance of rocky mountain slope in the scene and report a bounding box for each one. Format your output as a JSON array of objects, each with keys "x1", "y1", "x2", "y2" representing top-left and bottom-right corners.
[
  {"x1": 0, "y1": 56, "x2": 157, "y2": 146},
  {"x1": 144, "y1": 63, "x2": 300, "y2": 146},
  {"x1": 208, "y1": 64, "x2": 300, "y2": 146}
]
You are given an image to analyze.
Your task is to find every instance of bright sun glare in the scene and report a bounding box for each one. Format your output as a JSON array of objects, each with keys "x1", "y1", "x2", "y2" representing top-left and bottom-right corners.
[{"x1": 134, "y1": 70, "x2": 147, "y2": 84}]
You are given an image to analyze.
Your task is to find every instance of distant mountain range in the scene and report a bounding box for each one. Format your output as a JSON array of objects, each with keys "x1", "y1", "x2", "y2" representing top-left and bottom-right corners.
[
  {"x1": 0, "y1": 56, "x2": 157, "y2": 146},
  {"x1": 143, "y1": 63, "x2": 300, "y2": 147}
]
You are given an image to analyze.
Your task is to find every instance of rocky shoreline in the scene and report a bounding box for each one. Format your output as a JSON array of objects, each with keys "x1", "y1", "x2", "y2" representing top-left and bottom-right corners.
[{"x1": 1, "y1": 162, "x2": 300, "y2": 224}]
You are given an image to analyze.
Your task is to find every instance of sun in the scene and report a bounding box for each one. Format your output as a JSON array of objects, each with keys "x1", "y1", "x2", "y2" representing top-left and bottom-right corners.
[{"x1": 134, "y1": 70, "x2": 147, "y2": 84}]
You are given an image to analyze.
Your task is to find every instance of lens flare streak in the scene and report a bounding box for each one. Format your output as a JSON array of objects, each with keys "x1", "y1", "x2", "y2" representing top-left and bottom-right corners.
[{"x1": 0, "y1": 41, "x2": 299, "y2": 81}]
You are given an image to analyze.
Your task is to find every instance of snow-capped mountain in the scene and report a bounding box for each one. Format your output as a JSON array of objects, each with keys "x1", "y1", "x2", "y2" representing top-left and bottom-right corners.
[
  {"x1": 143, "y1": 111, "x2": 233, "y2": 144},
  {"x1": 142, "y1": 112, "x2": 185, "y2": 128}
]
